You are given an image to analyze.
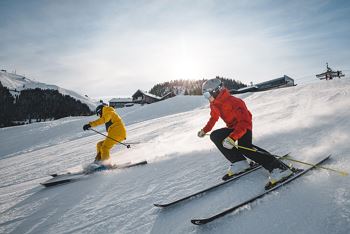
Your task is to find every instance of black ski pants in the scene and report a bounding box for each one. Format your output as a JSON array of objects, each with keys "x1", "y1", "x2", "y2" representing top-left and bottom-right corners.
[{"x1": 210, "y1": 128, "x2": 283, "y2": 172}]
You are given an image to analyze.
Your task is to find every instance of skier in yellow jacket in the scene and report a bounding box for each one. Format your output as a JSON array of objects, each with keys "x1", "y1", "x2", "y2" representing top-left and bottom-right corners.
[{"x1": 83, "y1": 104, "x2": 126, "y2": 166}]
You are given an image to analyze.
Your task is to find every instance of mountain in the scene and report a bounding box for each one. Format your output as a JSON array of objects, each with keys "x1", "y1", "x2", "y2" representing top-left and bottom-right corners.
[
  {"x1": 0, "y1": 79, "x2": 350, "y2": 233},
  {"x1": 0, "y1": 70, "x2": 97, "y2": 110}
]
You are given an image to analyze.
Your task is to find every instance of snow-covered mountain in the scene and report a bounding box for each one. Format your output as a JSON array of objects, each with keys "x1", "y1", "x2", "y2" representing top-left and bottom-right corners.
[
  {"x1": 0, "y1": 79, "x2": 350, "y2": 234},
  {"x1": 0, "y1": 70, "x2": 97, "y2": 110}
]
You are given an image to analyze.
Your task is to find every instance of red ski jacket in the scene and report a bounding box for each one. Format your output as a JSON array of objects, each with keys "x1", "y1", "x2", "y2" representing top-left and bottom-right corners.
[{"x1": 202, "y1": 88, "x2": 252, "y2": 140}]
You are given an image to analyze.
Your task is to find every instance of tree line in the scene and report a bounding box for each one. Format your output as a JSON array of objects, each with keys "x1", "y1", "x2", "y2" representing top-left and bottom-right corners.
[
  {"x1": 149, "y1": 76, "x2": 247, "y2": 97},
  {"x1": 0, "y1": 82, "x2": 93, "y2": 128}
]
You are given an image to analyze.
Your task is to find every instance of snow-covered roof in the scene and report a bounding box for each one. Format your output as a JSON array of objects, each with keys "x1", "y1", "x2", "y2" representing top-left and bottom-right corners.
[
  {"x1": 161, "y1": 91, "x2": 176, "y2": 99},
  {"x1": 109, "y1": 98, "x2": 133, "y2": 103},
  {"x1": 237, "y1": 86, "x2": 258, "y2": 91},
  {"x1": 255, "y1": 75, "x2": 294, "y2": 87},
  {"x1": 132, "y1": 89, "x2": 162, "y2": 99}
]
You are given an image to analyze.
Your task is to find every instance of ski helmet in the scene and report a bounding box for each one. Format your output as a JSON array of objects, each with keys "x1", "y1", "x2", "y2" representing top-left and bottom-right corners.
[
  {"x1": 202, "y1": 78, "x2": 223, "y2": 99},
  {"x1": 96, "y1": 103, "x2": 107, "y2": 116}
]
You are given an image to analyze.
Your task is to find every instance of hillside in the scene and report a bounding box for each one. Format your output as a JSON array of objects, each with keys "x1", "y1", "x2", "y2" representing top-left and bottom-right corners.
[
  {"x1": 0, "y1": 70, "x2": 97, "y2": 110},
  {"x1": 0, "y1": 82, "x2": 93, "y2": 127},
  {"x1": 0, "y1": 79, "x2": 350, "y2": 234}
]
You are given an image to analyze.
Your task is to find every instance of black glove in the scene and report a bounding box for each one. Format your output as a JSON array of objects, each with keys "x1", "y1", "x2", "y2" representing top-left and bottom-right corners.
[{"x1": 83, "y1": 124, "x2": 91, "y2": 131}]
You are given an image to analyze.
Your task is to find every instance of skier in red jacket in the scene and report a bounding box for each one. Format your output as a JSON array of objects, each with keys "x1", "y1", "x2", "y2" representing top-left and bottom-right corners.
[{"x1": 198, "y1": 78, "x2": 293, "y2": 186}]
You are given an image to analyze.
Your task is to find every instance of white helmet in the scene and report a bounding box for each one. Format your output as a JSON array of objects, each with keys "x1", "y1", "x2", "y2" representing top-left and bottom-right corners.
[{"x1": 202, "y1": 78, "x2": 223, "y2": 99}]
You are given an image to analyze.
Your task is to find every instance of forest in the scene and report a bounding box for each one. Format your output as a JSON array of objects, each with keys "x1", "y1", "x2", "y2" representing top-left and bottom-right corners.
[
  {"x1": 0, "y1": 82, "x2": 92, "y2": 127},
  {"x1": 149, "y1": 76, "x2": 246, "y2": 97}
]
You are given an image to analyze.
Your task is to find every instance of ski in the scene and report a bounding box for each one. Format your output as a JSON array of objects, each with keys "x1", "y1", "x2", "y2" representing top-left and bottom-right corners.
[
  {"x1": 41, "y1": 173, "x2": 87, "y2": 187},
  {"x1": 190, "y1": 155, "x2": 331, "y2": 225},
  {"x1": 50, "y1": 160, "x2": 147, "y2": 177},
  {"x1": 154, "y1": 154, "x2": 289, "y2": 208},
  {"x1": 41, "y1": 160, "x2": 148, "y2": 187},
  {"x1": 110, "y1": 160, "x2": 148, "y2": 169},
  {"x1": 154, "y1": 163, "x2": 261, "y2": 208}
]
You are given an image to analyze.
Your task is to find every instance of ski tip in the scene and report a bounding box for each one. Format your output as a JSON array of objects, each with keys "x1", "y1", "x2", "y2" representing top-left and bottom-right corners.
[
  {"x1": 122, "y1": 160, "x2": 148, "y2": 168},
  {"x1": 41, "y1": 179, "x2": 73, "y2": 187},
  {"x1": 50, "y1": 172, "x2": 74, "y2": 177},
  {"x1": 191, "y1": 219, "x2": 206, "y2": 225},
  {"x1": 40, "y1": 180, "x2": 71, "y2": 188},
  {"x1": 41, "y1": 182, "x2": 56, "y2": 187},
  {"x1": 153, "y1": 203, "x2": 166, "y2": 208},
  {"x1": 128, "y1": 160, "x2": 148, "y2": 166}
]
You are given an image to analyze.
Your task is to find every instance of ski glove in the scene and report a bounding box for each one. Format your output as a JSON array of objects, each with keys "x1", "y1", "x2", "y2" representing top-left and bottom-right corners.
[
  {"x1": 83, "y1": 124, "x2": 91, "y2": 131},
  {"x1": 222, "y1": 137, "x2": 238, "y2": 149},
  {"x1": 197, "y1": 129, "x2": 206, "y2": 138}
]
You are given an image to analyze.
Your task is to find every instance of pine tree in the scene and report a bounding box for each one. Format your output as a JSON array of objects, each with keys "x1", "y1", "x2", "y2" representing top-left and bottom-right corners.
[
  {"x1": 0, "y1": 87, "x2": 93, "y2": 127},
  {"x1": 0, "y1": 82, "x2": 15, "y2": 127}
]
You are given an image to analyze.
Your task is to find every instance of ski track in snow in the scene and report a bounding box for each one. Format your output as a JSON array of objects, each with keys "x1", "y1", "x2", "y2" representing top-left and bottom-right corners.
[{"x1": 1, "y1": 80, "x2": 350, "y2": 233}]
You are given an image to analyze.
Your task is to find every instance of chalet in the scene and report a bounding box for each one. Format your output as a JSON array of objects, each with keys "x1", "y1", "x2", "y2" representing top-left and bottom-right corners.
[
  {"x1": 108, "y1": 90, "x2": 176, "y2": 108},
  {"x1": 109, "y1": 98, "x2": 133, "y2": 108},
  {"x1": 132, "y1": 90, "x2": 162, "y2": 104},
  {"x1": 161, "y1": 91, "x2": 176, "y2": 100},
  {"x1": 231, "y1": 75, "x2": 295, "y2": 94}
]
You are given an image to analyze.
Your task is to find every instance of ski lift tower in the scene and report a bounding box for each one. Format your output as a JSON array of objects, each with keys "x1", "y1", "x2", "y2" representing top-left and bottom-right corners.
[{"x1": 316, "y1": 63, "x2": 345, "y2": 80}]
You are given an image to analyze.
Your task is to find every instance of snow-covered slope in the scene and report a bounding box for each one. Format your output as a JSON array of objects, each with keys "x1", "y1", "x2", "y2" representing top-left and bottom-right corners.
[
  {"x1": 0, "y1": 70, "x2": 97, "y2": 110},
  {"x1": 0, "y1": 79, "x2": 350, "y2": 234},
  {"x1": 0, "y1": 95, "x2": 208, "y2": 158}
]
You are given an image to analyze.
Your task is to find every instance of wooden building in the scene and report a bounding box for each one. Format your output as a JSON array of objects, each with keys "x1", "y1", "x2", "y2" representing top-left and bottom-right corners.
[
  {"x1": 109, "y1": 98, "x2": 133, "y2": 108},
  {"x1": 132, "y1": 90, "x2": 162, "y2": 104},
  {"x1": 160, "y1": 91, "x2": 176, "y2": 100},
  {"x1": 109, "y1": 90, "x2": 176, "y2": 108},
  {"x1": 231, "y1": 75, "x2": 295, "y2": 94}
]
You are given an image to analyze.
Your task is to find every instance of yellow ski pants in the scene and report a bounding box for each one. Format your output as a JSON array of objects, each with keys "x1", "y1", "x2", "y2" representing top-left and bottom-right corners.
[{"x1": 95, "y1": 125, "x2": 126, "y2": 161}]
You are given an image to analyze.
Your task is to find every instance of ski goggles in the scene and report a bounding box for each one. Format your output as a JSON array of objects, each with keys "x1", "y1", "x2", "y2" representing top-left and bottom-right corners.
[{"x1": 203, "y1": 91, "x2": 212, "y2": 100}]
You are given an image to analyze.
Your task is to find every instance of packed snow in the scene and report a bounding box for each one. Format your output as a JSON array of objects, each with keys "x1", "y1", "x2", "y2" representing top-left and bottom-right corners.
[
  {"x1": 1, "y1": 79, "x2": 350, "y2": 234},
  {"x1": 0, "y1": 71, "x2": 97, "y2": 110}
]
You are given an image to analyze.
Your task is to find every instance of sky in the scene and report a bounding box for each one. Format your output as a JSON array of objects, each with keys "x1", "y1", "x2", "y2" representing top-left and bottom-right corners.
[{"x1": 0, "y1": 0, "x2": 350, "y2": 99}]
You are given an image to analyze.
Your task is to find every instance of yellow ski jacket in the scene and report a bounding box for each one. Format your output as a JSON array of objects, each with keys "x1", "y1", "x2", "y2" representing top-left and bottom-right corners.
[{"x1": 89, "y1": 106, "x2": 126, "y2": 139}]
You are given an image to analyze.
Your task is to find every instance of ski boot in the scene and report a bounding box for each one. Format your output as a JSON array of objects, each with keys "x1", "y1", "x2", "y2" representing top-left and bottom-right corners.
[
  {"x1": 222, "y1": 160, "x2": 251, "y2": 181},
  {"x1": 84, "y1": 160, "x2": 113, "y2": 174},
  {"x1": 265, "y1": 167, "x2": 294, "y2": 190}
]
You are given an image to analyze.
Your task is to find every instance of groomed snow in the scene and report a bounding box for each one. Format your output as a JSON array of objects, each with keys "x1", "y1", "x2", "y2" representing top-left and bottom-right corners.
[{"x1": 0, "y1": 79, "x2": 350, "y2": 234}]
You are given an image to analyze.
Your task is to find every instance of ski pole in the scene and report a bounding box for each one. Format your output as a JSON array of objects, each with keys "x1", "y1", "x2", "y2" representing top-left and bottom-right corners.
[
  {"x1": 204, "y1": 134, "x2": 348, "y2": 176},
  {"x1": 89, "y1": 128, "x2": 131, "y2": 149},
  {"x1": 280, "y1": 156, "x2": 348, "y2": 176},
  {"x1": 238, "y1": 144, "x2": 348, "y2": 176}
]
